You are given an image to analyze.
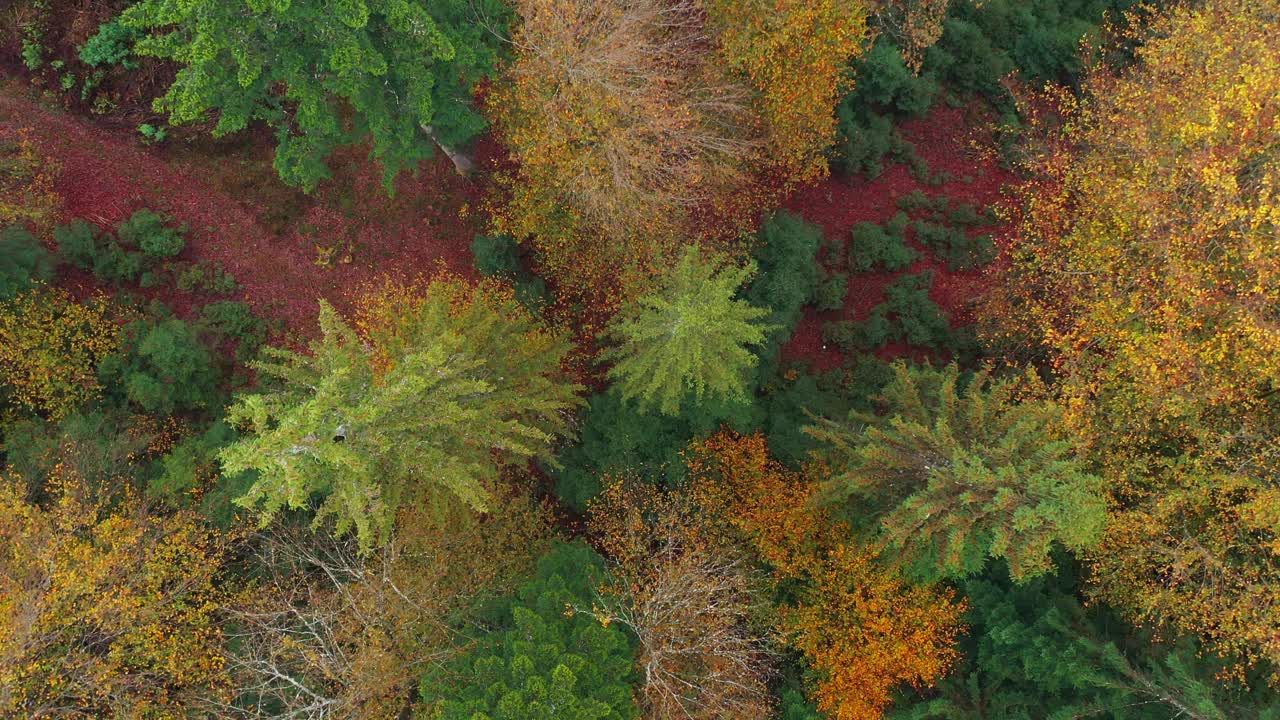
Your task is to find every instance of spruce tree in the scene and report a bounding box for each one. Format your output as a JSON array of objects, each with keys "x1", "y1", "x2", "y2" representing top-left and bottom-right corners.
[
  {"x1": 808, "y1": 363, "x2": 1106, "y2": 581},
  {"x1": 416, "y1": 542, "x2": 639, "y2": 719},
  {"x1": 892, "y1": 563, "x2": 1280, "y2": 720},
  {"x1": 602, "y1": 245, "x2": 775, "y2": 416},
  {"x1": 220, "y1": 278, "x2": 582, "y2": 551}
]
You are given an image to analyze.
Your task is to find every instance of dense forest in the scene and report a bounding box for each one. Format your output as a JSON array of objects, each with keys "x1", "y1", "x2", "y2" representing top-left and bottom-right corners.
[{"x1": 1, "y1": 0, "x2": 1278, "y2": 718}]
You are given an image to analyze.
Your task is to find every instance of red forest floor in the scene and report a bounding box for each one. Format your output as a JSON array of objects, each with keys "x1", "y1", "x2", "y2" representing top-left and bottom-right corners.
[
  {"x1": 781, "y1": 105, "x2": 1017, "y2": 372},
  {"x1": 4, "y1": 71, "x2": 1015, "y2": 371},
  {"x1": 0, "y1": 82, "x2": 482, "y2": 338}
]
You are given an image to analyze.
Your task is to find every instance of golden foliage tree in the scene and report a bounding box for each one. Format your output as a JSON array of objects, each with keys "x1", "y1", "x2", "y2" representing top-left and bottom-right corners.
[
  {"x1": 0, "y1": 288, "x2": 120, "y2": 420},
  {"x1": 987, "y1": 0, "x2": 1280, "y2": 678},
  {"x1": 686, "y1": 431, "x2": 965, "y2": 720},
  {"x1": 491, "y1": 0, "x2": 758, "y2": 295},
  {"x1": 0, "y1": 469, "x2": 233, "y2": 717},
  {"x1": 707, "y1": 0, "x2": 873, "y2": 182}
]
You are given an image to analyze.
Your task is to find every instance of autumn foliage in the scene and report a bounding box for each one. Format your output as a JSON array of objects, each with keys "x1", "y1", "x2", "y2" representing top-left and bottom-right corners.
[
  {"x1": 988, "y1": 0, "x2": 1280, "y2": 678},
  {"x1": 708, "y1": 0, "x2": 873, "y2": 182},
  {"x1": 0, "y1": 468, "x2": 233, "y2": 717},
  {"x1": 0, "y1": 288, "x2": 121, "y2": 420},
  {"x1": 686, "y1": 431, "x2": 965, "y2": 720}
]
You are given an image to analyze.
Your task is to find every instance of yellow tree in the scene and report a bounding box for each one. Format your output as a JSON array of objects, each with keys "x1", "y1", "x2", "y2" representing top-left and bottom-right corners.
[
  {"x1": 988, "y1": 0, "x2": 1280, "y2": 678},
  {"x1": 491, "y1": 0, "x2": 758, "y2": 296},
  {"x1": 0, "y1": 469, "x2": 233, "y2": 717},
  {"x1": 0, "y1": 288, "x2": 121, "y2": 419}
]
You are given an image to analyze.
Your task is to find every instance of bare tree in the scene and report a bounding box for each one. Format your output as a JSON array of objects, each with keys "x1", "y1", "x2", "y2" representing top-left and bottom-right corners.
[
  {"x1": 209, "y1": 492, "x2": 553, "y2": 719},
  {"x1": 589, "y1": 480, "x2": 777, "y2": 720}
]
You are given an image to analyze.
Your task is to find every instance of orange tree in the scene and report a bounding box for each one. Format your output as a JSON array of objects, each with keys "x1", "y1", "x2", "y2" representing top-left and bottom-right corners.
[
  {"x1": 686, "y1": 431, "x2": 964, "y2": 720},
  {"x1": 0, "y1": 468, "x2": 233, "y2": 717},
  {"x1": 987, "y1": 0, "x2": 1280, "y2": 679},
  {"x1": 0, "y1": 287, "x2": 121, "y2": 420}
]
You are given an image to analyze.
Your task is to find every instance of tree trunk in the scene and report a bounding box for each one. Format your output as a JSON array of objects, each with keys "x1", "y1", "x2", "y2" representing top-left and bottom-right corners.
[{"x1": 421, "y1": 124, "x2": 475, "y2": 176}]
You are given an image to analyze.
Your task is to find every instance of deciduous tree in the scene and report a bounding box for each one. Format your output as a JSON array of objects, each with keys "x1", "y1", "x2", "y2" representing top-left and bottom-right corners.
[
  {"x1": 0, "y1": 288, "x2": 120, "y2": 420},
  {"x1": 985, "y1": 0, "x2": 1280, "y2": 675},
  {"x1": 0, "y1": 469, "x2": 233, "y2": 718},
  {"x1": 588, "y1": 478, "x2": 776, "y2": 720},
  {"x1": 687, "y1": 431, "x2": 965, "y2": 720},
  {"x1": 491, "y1": 0, "x2": 758, "y2": 294},
  {"x1": 218, "y1": 485, "x2": 554, "y2": 720},
  {"x1": 707, "y1": 0, "x2": 874, "y2": 181},
  {"x1": 122, "y1": 0, "x2": 508, "y2": 190}
]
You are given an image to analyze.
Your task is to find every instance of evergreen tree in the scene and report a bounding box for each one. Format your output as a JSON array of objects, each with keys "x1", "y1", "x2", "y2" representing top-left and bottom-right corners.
[
  {"x1": 891, "y1": 563, "x2": 1280, "y2": 720},
  {"x1": 602, "y1": 245, "x2": 775, "y2": 416},
  {"x1": 122, "y1": 0, "x2": 509, "y2": 190},
  {"x1": 808, "y1": 363, "x2": 1106, "y2": 581},
  {"x1": 220, "y1": 278, "x2": 582, "y2": 551},
  {"x1": 0, "y1": 224, "x2": 52, "y2": 300},
  {"x1": 417, "y1": 541, "x2": 639, "y2": 720}
]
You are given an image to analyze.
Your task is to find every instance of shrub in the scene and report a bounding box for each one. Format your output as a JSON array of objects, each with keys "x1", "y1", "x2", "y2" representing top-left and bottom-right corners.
[
  {"x1": 146, "y1": 420, "x2": 244, "y2": 514},
  {"x1": 78, "y1": 19, "x2": 141, "y2": 69},
  {"x1": 52, "y1": 220, "x2": 98, "y2": 270},
  {"x1": 827, "y1": 273, "x2": 952, "y2": 352},
  {"x1": 914, "y1": 220, "x2": 996, "y2": 271},
  {"x1": 117, "y1": 209, "x2": 185, "y2": 258},
  {"x1": 92, "y1": 238, "x2": 144, "y2": 284},
  {"x1": 815, "y1": 271, "x2": 849, "y2": 311},
  {"x1": 0, "y1": 224, "x2": 53, "y2": 300},
  {"x1": 553, "y1": 387, "x2": 762, "y2": 510},
  {"x1": 836, "y1": 111, "x2": 896, "y2": 177},
  {"x1": 835, "y1": 38, "x2": 939, "y2": 177},
  {"x1": 896, "y1": 189, "x2": 949, "y2": 214},
  {"x1": 175, "y1": 261, "x2": 239, "y2": 295},
  {"x1": 198, "y1": 300, "x2": 267, "y2": 363},
  {"x1": 849, "y1": 212, "x2": 916, "y2": 272},
  {"x1": 97, "y1": 317, "x2": 222, "y2": 416},
  {"x1": 471, "y1": 233, "x2": 549, "y2": 311},
  {"x1": 745, "y1": 211, "x2": 821, "y2": 348},
  {"x1": 471, "y1": 233, "x2": 522, "y2": 278},
  {"x1": 849, "y1": 39, "x2": 939, "y2": 118},
  {"x1": 882, "y1": 272, "x2": 952, "y2": 348}
]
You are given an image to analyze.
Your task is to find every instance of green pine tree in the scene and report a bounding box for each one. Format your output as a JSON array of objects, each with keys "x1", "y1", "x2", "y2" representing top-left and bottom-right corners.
[
  {"x1": 417, "y1": 541, "x2": 639, "y2": 720},
  {"x1": 122, "y1": 0, "x2": 509, "y2": 190},
  {"x1": 891, "y1": 562, "x2": 1280, "y2": 720},
  {"x1": 602, "y1": 245, "x2": 776, "y2": 416},
  {"x1": 220, "y1": 280, "x2": 582, "y2": 551},
  {"x1": 808, "y1": 362, "x2": 1106, "y2": 581}
]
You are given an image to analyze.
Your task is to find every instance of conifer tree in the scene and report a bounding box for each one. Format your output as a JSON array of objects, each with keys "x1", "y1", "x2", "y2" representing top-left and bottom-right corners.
[
  {"x1": 808, "y1": 363, "x2": 1106, "y2": 581},
  {"x1": 892, "y1": 564, "x2": 1280, "y2": 720},
  {"x1": 221, "y1": 277, "x2": 582, "y2": 551},
  {"x1": 416, "y1": 542, "x2": 639, "y2": 720},
  {"x1": 122, "y1": 0, "x2": 507, "y2": 189},
  {"x1": 602, "y1": 245, "x2": 775, "y2": 416}
]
